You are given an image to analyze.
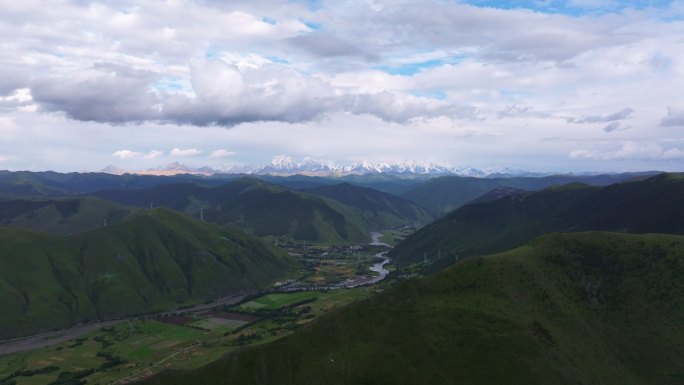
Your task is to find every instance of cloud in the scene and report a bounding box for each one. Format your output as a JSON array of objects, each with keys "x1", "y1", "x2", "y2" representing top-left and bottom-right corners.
[
  {"x1": 1, "y1": 0, "x2": 684, "y2": 173},
  {"x1": 340, "y1": 91, "x2": 479, "y2": 123},
  {"x1": 171, "y1": 148, "x2": 202, "y2": 156},
  {"x1": 567, "y1": 107, "x2": 634, "y2": 124},
  {"x1": 286, "y1": 31, "x2": 375, "y2": 59},
  {"x1": 143, "y1": 150, "x2": 164, "y2": 159},
  {"x1": 570, "y1": 142, "x2": 684, "y2": 161},
  {"x1": 113, "y1": 150, "x2": 140, "y2": 159},
  {"x1": 30, "y1": 64, "x2": 161, "y2": 123},
  {"x1": 660, "y1": 106, "x2": 684, "y2": 127},
  {"x1": 603, "y1": 121, "x2": 630, "y2": 132},
  {"x1": 209, "y1": 149, "x2": 236, "y2": 158}
]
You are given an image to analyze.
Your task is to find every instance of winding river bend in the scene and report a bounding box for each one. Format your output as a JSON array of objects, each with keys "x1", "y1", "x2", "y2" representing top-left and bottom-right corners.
[{"x1": 0, "y1": 232, "x2": 395, "y2": 356}]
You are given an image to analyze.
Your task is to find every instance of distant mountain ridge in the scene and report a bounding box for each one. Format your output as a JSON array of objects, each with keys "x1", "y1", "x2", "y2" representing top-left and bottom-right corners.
[
  {"x1": 89, "y1": 178, "x2": 374, "y2": 244},
  {"x1": 401, "y1": 171, "x2": 660, "y2": 214},
  {"x1": 391, "y1": 172, "x2": 684, "y2": 270},
  {"x1": 98, "y1": 156, "x2": 561, "y2": 177},
  {"x1": 301, "y1": 183, "x2": 434, "y2": 228}
]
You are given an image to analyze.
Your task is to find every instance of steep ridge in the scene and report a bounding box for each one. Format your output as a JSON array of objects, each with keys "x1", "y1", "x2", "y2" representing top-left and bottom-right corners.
[
  {"x1": 142, "y1": 232, "x2": 684, "y2": 385},
  {"x1": 90, "y1": 178, "x2": 370, "y2": 244},
  {"x1": 391, "y1": 173, "x2": 684, "y2": 269},
  {"x1": 301, "y1": 183, "x2": 434, "y2": 229},
  {"x1": 0, "y1": 209, "x2": 296, "y2": 339}
]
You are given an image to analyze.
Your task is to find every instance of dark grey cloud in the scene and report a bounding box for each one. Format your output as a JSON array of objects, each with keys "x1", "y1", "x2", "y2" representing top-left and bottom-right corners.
[
  {"x1": 660, "y1": 106, "x2": 684, "y2": 126},
  {"x1": 287, "y1": 31, "x2": 376, "y2": 60},
  {"x1": 30, "y1": 64, "x2": 160, "y2": 123},
  {"x1": 567, "y1": 107, "x2": 634, "y2": 124},
  {"x1": 603, "y1": 121, "x2": 630, "y2": 132}
]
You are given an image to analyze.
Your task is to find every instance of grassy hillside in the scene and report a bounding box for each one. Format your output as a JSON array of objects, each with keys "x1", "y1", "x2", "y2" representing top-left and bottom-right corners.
[
  {"x1": 391, "y1": 173, "x2": 684, "y2": 269},
  {"x1": 0, "y1": 209, "x2": 297, "y2": 339},
  {"x1": 91, "y1": 178, "x2": 371, "y2": 244},
  {"x1": 142, "y1": 232, "x2": 684, "y2": 385},
  {"x1": 0, "y1": 196, "x2": 143, "y2": 234},
  {"x1": 302, "y1": 183, "x2": 434, "y2": 229},
  {"x1": 402, "y1": 171, "x2": 659, "y2": 214}
]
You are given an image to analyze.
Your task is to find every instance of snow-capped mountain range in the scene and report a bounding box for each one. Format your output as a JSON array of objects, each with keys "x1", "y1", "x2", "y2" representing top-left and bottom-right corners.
[{"x1": 101, "y1": 156, "x2": 541, "y2": 177}]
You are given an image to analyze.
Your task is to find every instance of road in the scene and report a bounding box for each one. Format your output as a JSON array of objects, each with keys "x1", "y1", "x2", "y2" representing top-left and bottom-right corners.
[{"x1": 0, "y1": 292, "x2": 249, "y2": 357}]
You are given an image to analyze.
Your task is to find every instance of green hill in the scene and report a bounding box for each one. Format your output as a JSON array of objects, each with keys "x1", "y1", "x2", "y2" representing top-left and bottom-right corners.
[
  {"x1": 301, "y1": 183, "x2": 434, "y2": 229},
  {"x1": 0, "y1": 209, "x2": 297, "y2": 339},
  {"x1": 91, "y1": 178, "x2": 370, "y2": 244},
  {"x1": 141, "y1": 232, "x2": 684, "y2": 385},
  {"x1": 401, "y1": 172, "x2": 659, "y2": 214},
  {"x1": 0, "y1": 196, "x2": 143, "y2": 234},
  {"x1": 391, "y1": 173, "x2": 684, "y2": 269}
]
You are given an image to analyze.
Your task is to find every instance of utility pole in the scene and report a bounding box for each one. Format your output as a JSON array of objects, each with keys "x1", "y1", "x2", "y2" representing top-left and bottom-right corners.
[
  {"x1": 200, "y1": 208, "x2": 204, "y2": 222},
  {"x1": 103, "y1": 218, "x2": 107, "y2": 227},
  {"x1": 423, "y1": 252, "x2": 427, "y2": 264},
  {"x1": 150, "y1": 201, "x2": 153, "y2": 209}
]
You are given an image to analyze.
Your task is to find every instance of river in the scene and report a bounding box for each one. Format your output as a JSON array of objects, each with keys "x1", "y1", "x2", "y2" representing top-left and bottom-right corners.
[
  {"x1": 370, "y1": 231, "x2": 391, "y2": 247},
  {"x1": 0, "y1": 233, "x2": 395, "y2": 356}
]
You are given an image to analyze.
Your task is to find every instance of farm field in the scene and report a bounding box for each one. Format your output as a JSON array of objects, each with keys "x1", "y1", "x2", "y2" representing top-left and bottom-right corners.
[
  {"x1": 0, "y1": 287, "x2": 378, "y2": 385},
  {"x1": 236, "y1": 292, "x2": 321, "y2": 311}
]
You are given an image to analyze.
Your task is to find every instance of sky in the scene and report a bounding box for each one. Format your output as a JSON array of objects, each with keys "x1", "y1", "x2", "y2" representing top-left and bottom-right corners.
[{"x1": 1, "y1": 0, "x2": 684, "y2": 173}]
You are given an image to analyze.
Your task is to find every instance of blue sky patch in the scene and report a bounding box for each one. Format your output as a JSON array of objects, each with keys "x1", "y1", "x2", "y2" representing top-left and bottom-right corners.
[
  {"x1": 377, "y1": 56, "x2": 466, "y2": 76},
  {"x1": 411, "y1": 90, "x2": 448, "y2": 100},
  {"x1": 460, "y1": 0, "x2": 673, "y2": 16}
]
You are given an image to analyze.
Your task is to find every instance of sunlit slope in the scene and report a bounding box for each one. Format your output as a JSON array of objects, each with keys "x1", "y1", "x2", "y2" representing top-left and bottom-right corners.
[
  {"x1": 143, "y1": 232, "x2": 684, "y2": 385},
  {"x1": 0, "y1": 208, "x2": 296, "y2": 339}
]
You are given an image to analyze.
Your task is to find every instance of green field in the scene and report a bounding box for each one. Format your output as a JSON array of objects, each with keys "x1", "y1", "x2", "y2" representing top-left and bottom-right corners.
[
  {"x1": 0, "y1": 288, "x2": 376, "y2": 385},
  {"x1": 237, "y1": 292, "x2": 325, "y2": 310}
]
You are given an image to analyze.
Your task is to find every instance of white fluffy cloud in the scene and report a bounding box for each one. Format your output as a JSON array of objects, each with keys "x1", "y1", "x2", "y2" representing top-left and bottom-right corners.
[
  {"x1": 1, "y1": 0, "x2": 684, "y2": 172},
  {"x1": 143, "y1": 150, "x2": 164, "y2": 159},
  {"x1": 171, "y1": 148, "x2": 202, "y2": 157},
  {"x1": 112, "y1": 150, "x2": 140, "y2": 159},
  {"x1": 209, "y1": 149, "x2": 236, "y2": 158}
]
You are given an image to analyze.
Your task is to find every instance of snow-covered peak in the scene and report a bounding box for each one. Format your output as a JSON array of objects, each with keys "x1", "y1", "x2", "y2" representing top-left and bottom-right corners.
[{"x1": 101, "y1": 165, "x2": 129, "y2": 175}]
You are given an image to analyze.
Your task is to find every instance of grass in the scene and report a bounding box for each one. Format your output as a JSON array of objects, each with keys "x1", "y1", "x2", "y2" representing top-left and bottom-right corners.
[
  {"x1": 140, "y1": 232, "x2": 684, "y2": 385},
  {"x1": 0, "y1": 288, "x2": 376, "y2": 385},
  {"x1": 237, "y1": 292, "x2": 322, "y2": 311},
  {"x1": 0, "y1": 208, "x2": 297, "y2": 339}
]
